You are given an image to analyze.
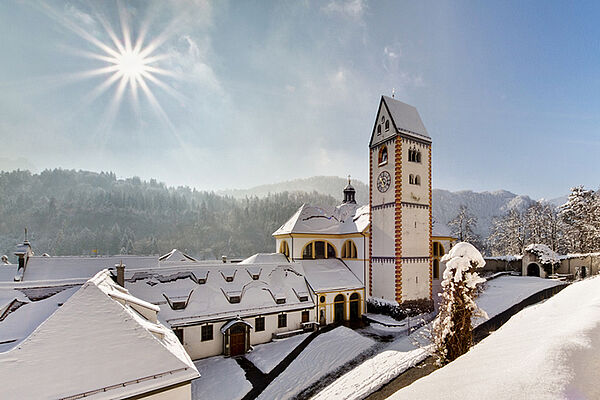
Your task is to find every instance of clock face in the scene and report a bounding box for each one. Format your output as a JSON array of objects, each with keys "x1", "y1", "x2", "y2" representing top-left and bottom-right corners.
[{"x1": 377, "y1": 171, "x2": 391, "y2": 193}]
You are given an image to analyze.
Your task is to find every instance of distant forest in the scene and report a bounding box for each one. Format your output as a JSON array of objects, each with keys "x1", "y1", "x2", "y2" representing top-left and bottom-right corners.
[{"x1": 0, "y1": 169, "x2": 339, "y2": 261}]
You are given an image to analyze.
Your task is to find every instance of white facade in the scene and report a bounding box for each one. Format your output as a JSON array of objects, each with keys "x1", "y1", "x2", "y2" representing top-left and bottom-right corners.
[{"x1": 369, "y1": 96, "x2": 433, "y2": 304}]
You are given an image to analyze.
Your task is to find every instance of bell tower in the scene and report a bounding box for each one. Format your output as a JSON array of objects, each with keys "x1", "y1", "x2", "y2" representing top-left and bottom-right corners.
[{"x1": 368, "y1": 96, "x2": 432, "y2": 303}]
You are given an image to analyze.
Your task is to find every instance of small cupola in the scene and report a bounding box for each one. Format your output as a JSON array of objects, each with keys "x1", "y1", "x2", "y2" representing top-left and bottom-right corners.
[{"x1": 342, "y1": 175, "x2": 356, "y2": 204}]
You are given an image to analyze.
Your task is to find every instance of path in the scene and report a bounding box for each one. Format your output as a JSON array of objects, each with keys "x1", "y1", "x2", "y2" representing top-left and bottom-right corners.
[{"x1": 238, "y1": 324, "x2": 336, "y2": 400}]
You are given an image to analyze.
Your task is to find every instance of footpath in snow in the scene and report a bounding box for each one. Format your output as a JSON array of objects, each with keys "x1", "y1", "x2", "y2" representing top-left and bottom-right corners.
[
  {"x1": 257, "y1": 326, "x2": 375, "y2": 400},
  {"x1": 392, "y1": 276, "x2": 600, "y2": 400}
]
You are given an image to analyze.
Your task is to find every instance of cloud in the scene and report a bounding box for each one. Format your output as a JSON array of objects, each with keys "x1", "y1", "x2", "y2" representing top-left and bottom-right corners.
[
  {"x1": 63, "y1": 4, "x2": 97, "y2": 28},
  {"x1": 322, "y1": 0, "x2": 366, "y2": 20}
]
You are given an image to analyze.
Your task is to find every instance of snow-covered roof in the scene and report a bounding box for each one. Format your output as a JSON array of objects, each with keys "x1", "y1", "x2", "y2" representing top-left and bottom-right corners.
[
  {"x1": 0, "y1": 264, "x2": 18, "y2": 282},
  {"x1": 382, "y1": 95, "x2": 430, "y2": 140},
  {"x1": 392, "y1": 276, "x2": 600, "y2": 399},
  {"x1": 20, "y1": 255, "x2": 159, "y2": 283},
  {"x1": 159, "y1": 249, "x2": 197, "y2": 262},
  {"x1": 125, "y1": 262, "x2": 314, "y2": 328},
  {"x1": 485, "y1": 255, "x2": 523, "y2": 262},
  {"x1": 525, "y1": 243, "x2": 560, "y2": 264},
  {"x1": 299, "y1": 259, "x2": 363, "y2": 292},
  {"x1": 240, "y1": 253, "x2": 289, "y2": 264},
  {"x1": 0, "y1": 270, "x2": 198, "y2": 399},
  {"x1": 273, "y1": 203, "x2": 369, "y2": 236}
]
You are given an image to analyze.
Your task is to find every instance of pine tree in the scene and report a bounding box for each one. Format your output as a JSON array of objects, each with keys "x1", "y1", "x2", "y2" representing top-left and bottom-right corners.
[{"x1": 432, "y1": 242, "x2": 487, "y2": 365}]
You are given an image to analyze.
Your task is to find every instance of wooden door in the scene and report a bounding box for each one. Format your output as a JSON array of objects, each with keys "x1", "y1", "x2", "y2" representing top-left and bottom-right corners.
[{"x1": 229, "y1": 325, "x2": 246, "y2": 356}]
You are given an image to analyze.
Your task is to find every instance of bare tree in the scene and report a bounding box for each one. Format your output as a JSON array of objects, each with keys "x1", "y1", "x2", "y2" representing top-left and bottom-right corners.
[{"x1": 448, "y1": 205, "x2": 480, "y2": 244}]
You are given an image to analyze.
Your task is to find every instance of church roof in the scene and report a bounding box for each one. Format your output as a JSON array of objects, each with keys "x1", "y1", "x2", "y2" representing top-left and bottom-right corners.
[
  {"x1": 382, "y1": 95, "x2": 430, "y2": 139},
  {"x1": 273, "y1": 203, "x2": 369, "y2": 236}
]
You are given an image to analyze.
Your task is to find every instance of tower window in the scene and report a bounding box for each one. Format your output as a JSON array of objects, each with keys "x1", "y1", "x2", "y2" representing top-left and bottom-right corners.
[
  {"x1": 409, "y1": 174, "x2": 414, "y2": 185},
  {"x1": 408, "y1": 148, "x2": 422, "y2": 163},
  {"x1": 378, "y1": 145, "x2": 388, "y2": 165},
  {"x1": 415, "y1": 175, "x2": 421, "y2": 185},
  {"x1": 377, "y1": 125, "x2": 381, "y2": 135},
  {"x1": 385, "y1": 120, "x2": 390, "y2": 131}
]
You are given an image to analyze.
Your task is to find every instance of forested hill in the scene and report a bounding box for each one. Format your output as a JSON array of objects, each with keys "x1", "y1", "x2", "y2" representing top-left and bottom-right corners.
[{"x1": 0, "y1": 169, "x2": 339, "y2": 261}]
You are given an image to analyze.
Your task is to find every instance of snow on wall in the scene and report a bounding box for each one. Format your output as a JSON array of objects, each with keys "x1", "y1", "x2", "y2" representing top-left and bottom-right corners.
[{"x1": 525, "y1": 243, "x2": 560, "y2": 265}]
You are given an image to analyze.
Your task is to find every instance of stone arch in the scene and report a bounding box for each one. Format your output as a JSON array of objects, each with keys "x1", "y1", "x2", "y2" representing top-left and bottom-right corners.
[{"x1": 527, "y1": 263, "x2": 540, "y2": 277}]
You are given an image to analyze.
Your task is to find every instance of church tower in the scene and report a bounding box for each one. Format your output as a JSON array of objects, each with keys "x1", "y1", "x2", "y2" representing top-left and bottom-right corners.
[{"x1": 368, "y1": 96, "x2": 432, "y2": 303}]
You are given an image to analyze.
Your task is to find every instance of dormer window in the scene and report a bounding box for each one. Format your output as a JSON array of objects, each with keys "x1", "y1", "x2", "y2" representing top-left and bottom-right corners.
[
  {"x1": 276, "y1": 298, "x2": 286, "y2": 304},
  {"x1": 229, "y1": 296, "x2": 241, "y2": 304},
  {"x1": 221, "y1": 270, "x2": 236, "y2": 282}
]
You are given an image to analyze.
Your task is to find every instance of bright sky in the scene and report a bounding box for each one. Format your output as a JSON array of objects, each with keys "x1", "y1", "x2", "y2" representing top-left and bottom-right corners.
[{"x1": 1, "y1": 0, "x2": 598, "y2": 199}]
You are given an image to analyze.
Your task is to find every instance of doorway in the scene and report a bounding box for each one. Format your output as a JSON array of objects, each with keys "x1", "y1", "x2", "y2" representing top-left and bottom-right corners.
[
  {"x1": 229, "y1": 324, "x2": 246, "y2": 356},
  {"x1": 527, "y1": 263, "x2": 540, "y2": 277},
  {"x1": 334, "y1": 294, "x2": 345, "y2": 323}
]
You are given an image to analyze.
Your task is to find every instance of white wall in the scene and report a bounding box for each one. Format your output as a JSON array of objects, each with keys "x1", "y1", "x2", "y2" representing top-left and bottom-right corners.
[
  {"x1": 315, "y1": 289, "x2": 365, "y2": 324},
  {"x1": 142, "y1": 382, "x2": 192, "y2": 400}
]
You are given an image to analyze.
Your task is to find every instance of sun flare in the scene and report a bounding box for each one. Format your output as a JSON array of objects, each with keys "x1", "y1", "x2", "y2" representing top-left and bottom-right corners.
[{"x1": 115, "y1": 49, "x2": 147, "y2": 80}]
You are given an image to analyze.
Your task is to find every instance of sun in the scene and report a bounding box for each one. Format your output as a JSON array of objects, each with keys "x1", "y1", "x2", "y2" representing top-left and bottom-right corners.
[{"x1": 114, "y1": 49, "x2": 147, "y2": 81}]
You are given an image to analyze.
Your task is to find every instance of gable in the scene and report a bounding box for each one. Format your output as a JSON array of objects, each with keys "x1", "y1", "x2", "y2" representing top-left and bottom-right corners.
[
  {"x1": 369, "y1": 96, "x2": 431, "y2": 148},
  {"x1": 369, "y1": 98, "x2": 396, "y2": 148}
]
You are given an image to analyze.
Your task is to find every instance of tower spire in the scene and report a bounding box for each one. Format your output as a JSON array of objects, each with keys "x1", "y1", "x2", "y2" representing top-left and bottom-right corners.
[{"x1": 342, "y1": 175, "x2": 356, "y2": 204}]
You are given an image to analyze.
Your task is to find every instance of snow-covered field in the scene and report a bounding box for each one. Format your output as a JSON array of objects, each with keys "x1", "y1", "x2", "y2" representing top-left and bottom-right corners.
[
  {"x1": 474, "y1": 275, "x2": 563, "y2": 325},
  {"x1": 391, "y1": 276, "x2": 600, "y2": 399},
  {"x1": 257, "y1": 326, "x2": 375, "y2": 400},
  {"x1": 246, "y1": 332, "x2": 310, "y2": 373},
  {"x1": 191, "y1": 356, "x2": 251, "y2": 400}
]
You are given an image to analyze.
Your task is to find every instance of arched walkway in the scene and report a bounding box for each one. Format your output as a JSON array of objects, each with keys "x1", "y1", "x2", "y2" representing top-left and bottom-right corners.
[{"x1": 527, "y1": 263, "x2": 540, "y2": 277}]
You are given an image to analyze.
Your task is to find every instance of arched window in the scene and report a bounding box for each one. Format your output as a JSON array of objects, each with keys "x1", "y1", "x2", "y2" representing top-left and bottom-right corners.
[
  {"x1": 378, "y1": 145, "x2": 388, "y2": 165},
  {"x1": 433, "y1": 242, "x2": 445, "y2": 257},
  {"x1": 432, "y1": 242, "x2": 445, "y2": 280},
  {"x1": 349, "y1": 292, "x2": 360, "y2": 321},
  {"x1": 381, "y1": 115, "x2": 385, "y2": 123},
  {"x1": 302, "y1": 240, "x2": 337, "y2": 259},
  {"x1": 414, "y1": 175, "x2": 421, "y2": 185},
  {"x1": 409, "y1": 174, "x2": 414, "y2": 185},
  {"x1": 341, "y1": 240, "x2": 357, "y2": 259},
  {"x1": 433, "y1": 259, "x2": 440, "y2": 279},
  {"x1": 279, "y1": 241, "x2": 289, "y2": 257},
  {"x1": 385, "y1": 120, "x2": 390, "y2": 131},
  {"x1": 416, "y1": 152, "x2": 422, "y2": 163},
  {"x1": 334, "y1": 294, "x2": 345, "y2": 323},
  {"x1": 377, "y1": 125, "x2": 381, "y2": 135}
]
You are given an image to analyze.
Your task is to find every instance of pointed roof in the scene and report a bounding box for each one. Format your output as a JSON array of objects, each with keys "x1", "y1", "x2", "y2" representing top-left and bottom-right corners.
[
  {"x1": 0, "y1": 270, "x2": 198, "y2": 399},
  {"x1": 159, "y1": 249, "x2": 197, "y2": 262},
  {"x1": 370, "y1": 96, "x2": 431, "y2": 147}
]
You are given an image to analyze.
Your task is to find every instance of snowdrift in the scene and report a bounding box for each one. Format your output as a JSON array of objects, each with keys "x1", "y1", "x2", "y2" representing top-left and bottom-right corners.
[{"x1": 391, "y1": 277, "x2": 600, "y2": 400}]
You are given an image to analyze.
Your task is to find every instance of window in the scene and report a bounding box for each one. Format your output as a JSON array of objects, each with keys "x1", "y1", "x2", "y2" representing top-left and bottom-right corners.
[
  {"x1": 174, "y1": 328, "x2": 183, "y2": 344},
  {"x1": 320, "y1": 295, "x2": 325, "y2": 303},
  {"x1": 302, "y1": 241, "x2": 337, "y2": 259},
  {"x1": 377, "y1": 125, "x2": 381, "y2": 135},
  {"x1": 201, "y1": 324, "x2": 213, "y2": 342},
  {"x1": 414, "y1": 175, "x2": 421, "y2": 185},
  {"x1": 381, "y1": 115, "x2": 385, "y2": 123},
  {"x1": 409, "y1": 174, "x2": 414, "y2": 185},
  {"x1": 278, "y1": 313, "x2": 287, "y2": 328},
  {"x1": 341, "y1": 240, "x2": 357, "y2": 259},
  {"x1": 433, "y1": 242, "x2": 445, "y2": 257},
  {"x1": 378, "y1": 145, "x2": 388, "y2": 165},
  {"x1": 255, "y1": 317, "x2": 265, "y2": 332},
  {"x1": 385, "y1": 120, "x2": 390, "y2": 131},
  {"x1": 302, "y1": 310, "x2": 310, "y2": 323},
  {"x1": 433, "y1": 259, "x2": 440, "y2": 279},
  {"x1": 279, "y1": 240, "x2": 290, "y2": 257},
  {"x1": 408, "y1": 148, "x2": 422, "y2": 163}
]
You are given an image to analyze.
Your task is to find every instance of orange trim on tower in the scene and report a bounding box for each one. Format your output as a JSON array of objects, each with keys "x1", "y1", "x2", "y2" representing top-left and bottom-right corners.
[
  {"x1": 428, "y1": 144, "x2": 433, "y2": 300},
  {"x1": 394, "y1": 138, "x2": 403, "y2": 303},
  {"x1": 368, "y1": 147, "x2": 373, "y2": 297}
]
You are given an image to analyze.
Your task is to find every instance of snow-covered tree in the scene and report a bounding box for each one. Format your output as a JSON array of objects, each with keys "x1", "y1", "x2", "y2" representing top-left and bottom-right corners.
[
  {"x1": 448, "y1": 205, "x2": 480, "y2": 244},
  {"x1": 488, "y1": 208, "x2": 527, "y2": 256},
  {"x1": 432, "y1": 242, "x2": 487, "y2": 365},
  {"x1": 559, "y1": 186, "x2": 600, "y2": 253}
]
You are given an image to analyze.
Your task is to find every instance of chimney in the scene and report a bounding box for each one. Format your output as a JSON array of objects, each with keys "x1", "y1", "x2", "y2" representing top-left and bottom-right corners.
[
  {"x1": 222, "y1": 255, "x2": 227, "y2": 263},
  {"x1": 115, "y1": 261, "x2": 125, "y2": 287},
  {"x1": 14, "y1": 231, "x2": 33, "y2": 281}
]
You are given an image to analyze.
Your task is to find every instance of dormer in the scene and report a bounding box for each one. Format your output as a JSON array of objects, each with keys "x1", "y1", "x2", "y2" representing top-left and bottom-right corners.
[
  {"x1": 222, "y1": 288, "x2": 242, "y2": 304},
  {"x1": 220, "y1": 269, "x2": 236, "y2": 283},
  {"x1": 293, "y1": 287, "x2": 309, "y2": 302},
  {"x1": 246, "y1": 267, "x2": 261, "y2": 280},
  {"x1": 162, "y1": 289, "x2": 194, "y2": 310}
]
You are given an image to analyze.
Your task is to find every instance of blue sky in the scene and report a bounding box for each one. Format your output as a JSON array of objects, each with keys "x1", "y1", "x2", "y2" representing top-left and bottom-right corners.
[{"x1": 1, "y1": 0, "x2": 598, "y2": 199}]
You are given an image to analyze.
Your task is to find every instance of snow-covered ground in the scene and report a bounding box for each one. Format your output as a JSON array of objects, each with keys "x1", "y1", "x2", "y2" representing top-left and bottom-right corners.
[
  {"x1": 391, "y1": 276, "x2": 600, "y2": 399},
  {"x1": 246, "y1": 332, "x2": 310, "y2": 373},
  {"x1": 313, "y1": 275, "x2": 563, "y2": 399},
  {"x1": 257, "y1": 326, "x2": 375, "y2": 400},
  {"x1": 312, "y1": 327, "x2": 430, "y2": 400},
  {"x1": 474, "y1": 275, "x2": 563, "y2": 325},
  {"x1": 191, "y1": 356, "x2": 251, "y2": 400}
]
